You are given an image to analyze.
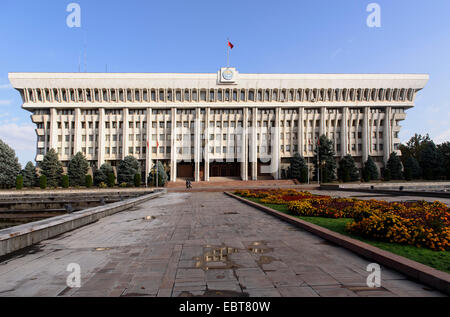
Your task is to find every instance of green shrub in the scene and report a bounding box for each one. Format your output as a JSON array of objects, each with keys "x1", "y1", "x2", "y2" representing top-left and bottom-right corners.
[
  {"x1": 134, "y1": 173, "x2": 141, "y2": 187},
  {"x1": 39, "y1": 175, "x2": 47, "y2": 189},
  {"x1": 16, "y1": 175, "x2": 24, "y2": 190},
  {"x1": 0, "y1": 139, "x2": 21, "y2": 189},
  {"x1": 99, "y1": 182, "x2": 107, "y2": 189},
  {"x1": 39, "y1": 149, "x2": 63, "y2": 187},
  {"x1": 85, "y1": 175, "x2": 93, "y2": 188},
  {"x1": 120, "y1": 182, "x2": 128, "y2": 188},
  {"x1": 383, "y1": 168, "x2": 391, "y2": 181},
  {"x1": 107, "y1": 172, "x2": 116, "y2": 188},
  {"x1": 117, "y1": 156, "x2": 141, "y2": 185},
  {"x1": 61, "y1": 175, "x2": 69, "y2": 188},
  {"x1": 68, "y1": 152, "x2": 89, "y2": 186},
  {"x1": 22, "y1": 161, "x2": 39, "y2": 187},
  {"x1": 94, "y1": 163, "x2": 114, "y2": 186}
]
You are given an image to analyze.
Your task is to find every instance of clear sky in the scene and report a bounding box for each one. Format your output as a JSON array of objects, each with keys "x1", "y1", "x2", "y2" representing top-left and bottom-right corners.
[{"x1": 0, "y1": 0, "x2": 449, "y2": 166}]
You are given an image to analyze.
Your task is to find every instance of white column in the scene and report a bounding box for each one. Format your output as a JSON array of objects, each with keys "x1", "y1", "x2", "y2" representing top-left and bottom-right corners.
[
  {"x1": 49, "y1": 108, "x2": 58, "y2": 150},
  {"x1": 251, "y1": 107, "x2": 258, "y2": 180},
  {"x1": 97, "y1": 108, "x2": 106, "y2": 167},
  {"x1": 205, "y1": 107, "x2": 210, "y2": 181},
  {"x1": 73, "y1": 108, "x2": 82, "y2": 154},
  {"x1": 341, "y1": 106, "x2": 348, "y2": 157},
  {"x1": 362, "y1": 107, "x2": 369, "y2": 162},
  {"x1": 384, "y1": 107, "x2": 392, "y2": 163},
  {"x1": 170, "y1": 107, "x2": 177, "y2": 182},
  {"x1": 122, "y1": 107, "x2": 129, "y2": 159},
  {"x1": 241, "y1": 107, "x2": 248, "y2": 181},
  {"x1": 299, "y1": 107, "x2": 304, "y2": 156},
  {"x1": 194, "y1": 107, "x2": 201, "y2": 182},
  {"x1": 145, "y1": 107, "x2": 152, "y2": 181},
  {"x1": 272, "y1": 107, "x2": 281, "y2": 179},
  {"x1": 320, "y1": 106, "x2": 326, "y2": 137}
]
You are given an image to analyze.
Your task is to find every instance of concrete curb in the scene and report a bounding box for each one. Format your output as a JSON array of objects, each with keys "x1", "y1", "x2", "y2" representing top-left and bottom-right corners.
[
  {"x1": 225, "y1": 191, "x2": 450, "y2": 295},
  {"x1": 0, "y1": 190, "x2": 166, "y2": 257}
]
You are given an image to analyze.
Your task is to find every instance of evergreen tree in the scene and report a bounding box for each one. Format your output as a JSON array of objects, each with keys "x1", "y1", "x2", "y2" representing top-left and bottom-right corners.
[
  {"x1": 403, "y1": 156, "x2": 421, "y2": 180},
  {"x1": 290, "y1": 153, "x2": 308, "y2": 182},
  {"x1": 117, "y1": 156, "x2": 141, "y2": 185},
  {"x1": 363, "y1": 156, "x2": 379, "y2": 182},
  {"x1": 0, "y1": 139, "x2": 21, "y2": 189},
  {"x1": 399, "y1": 134, "x2": 432, "y2": 165},
  {"x1": 61, "y1": 175, "x2": 69, "y2": 188},
  {"x1": 419, "y1": 141, "x2": 440, "y2": 180},
  {"x1": 148, "y1": 161, "x2": 168, "y2": 187},
  {"x1": 338, "y1": 155, "x2": 359, "y2": 182},
  {"x1": 85, "y1": 175, "x2": 93, "y2": 188},
  {"x1": 313, "y1": 135, "x2": 336, "y2": 183},
  {"x1": 437, "y1": 142, "x2": 450, "y2": 180},
  {"x1": 386, "y1": 152, "x2": 403, "y2": 180},
  {"x1": 39, "y1": 149, "x2": 63, "y2": 187},
  {"x1": 94, "y1": 163, "x2": 114, "y2": 186},
  {"x1": 39, "y1": 175, "x2": 47, "y2": 189},
  {"x1": 134, "y1": 173, "x2": 142, "y2": 187},
  {"x1": 68, "y1": 152, "x2": 89, "y2": 186},
  {"x1": 107, "y1": 172, "x2": 116, "y2": 187},
  {"x1": 21, "y1": 161, "x2": 39, "y2": 188},
  {"x1": 16, "y1": 175, "x2": 24, "y2": 190}
]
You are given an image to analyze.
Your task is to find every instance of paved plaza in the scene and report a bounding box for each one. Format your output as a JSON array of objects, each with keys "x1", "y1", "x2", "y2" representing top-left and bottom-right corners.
[{"x1": 0, "y1": 192, "x2": 445, "y2": 297}]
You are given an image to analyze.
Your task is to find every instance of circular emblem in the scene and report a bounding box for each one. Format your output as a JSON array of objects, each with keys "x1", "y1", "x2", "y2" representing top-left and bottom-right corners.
[{"x1": 222, "y1": 69, "x2": 234, "y2": 80}]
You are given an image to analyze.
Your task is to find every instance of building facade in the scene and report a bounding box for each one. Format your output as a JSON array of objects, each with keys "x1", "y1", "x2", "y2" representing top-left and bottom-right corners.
[{"x1": 9, "y1": 69, "x2": 429, "y2": 182}]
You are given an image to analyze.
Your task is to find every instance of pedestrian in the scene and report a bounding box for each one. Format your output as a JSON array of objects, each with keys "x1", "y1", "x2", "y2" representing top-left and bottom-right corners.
[{"x1": 185, "y1": 179, "x2": 189, "y2": 190}]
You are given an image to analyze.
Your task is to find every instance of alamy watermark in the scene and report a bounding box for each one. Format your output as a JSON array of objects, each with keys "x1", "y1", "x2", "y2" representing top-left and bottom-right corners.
[
  {"x1": 66, "y1": 263, "x2": 81, "y2": 288},
  {"x1": 366, "y1": 263, "x2": 381, "y2": 288},
  {"x1": 66, "y1": 3, "x2": 81, "y2": 28},
  {"x1": 366, "y1": 3, "x2": 381, "y2": 28}
]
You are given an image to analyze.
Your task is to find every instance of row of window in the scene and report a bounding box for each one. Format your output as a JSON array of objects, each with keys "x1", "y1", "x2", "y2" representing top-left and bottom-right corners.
[{"x1": 26, "y1": 87, "x2": 416, "y2": 104}]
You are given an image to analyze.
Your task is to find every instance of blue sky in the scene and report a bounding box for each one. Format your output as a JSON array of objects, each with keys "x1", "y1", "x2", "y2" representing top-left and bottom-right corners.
[{"x1": 0, "y1": 0, "x2": 449, "y2": 166}]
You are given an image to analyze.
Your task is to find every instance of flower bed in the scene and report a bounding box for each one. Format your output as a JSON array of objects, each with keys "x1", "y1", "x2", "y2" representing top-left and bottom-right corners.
[{"x1": 234, "y1": 189, "x2": 450, "y2": 251}]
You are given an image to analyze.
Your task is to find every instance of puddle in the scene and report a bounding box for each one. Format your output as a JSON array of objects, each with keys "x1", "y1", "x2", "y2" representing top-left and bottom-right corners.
[
  {"x1": 94, "y1": 247, "x2": 110, "y2": 251},
  {"x1": 246, "y1": 241, "x2": 273, "y2": 254},
  {"x1": 193, "y1": 244, "x2": 239, "y2": 271},
  {"x1": 256, "y1": 255, "x2": 278, "y2": 266}
]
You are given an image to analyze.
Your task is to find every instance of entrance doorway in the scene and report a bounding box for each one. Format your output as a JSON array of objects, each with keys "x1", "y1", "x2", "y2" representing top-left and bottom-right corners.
[{"x1": 210, "y1": 162, "x2": 241, "y2": 177}]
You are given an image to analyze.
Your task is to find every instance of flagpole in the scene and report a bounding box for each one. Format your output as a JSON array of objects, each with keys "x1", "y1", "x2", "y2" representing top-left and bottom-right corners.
[{"x1": 227, "y1": 38, "x2": 230, "y2": 67}]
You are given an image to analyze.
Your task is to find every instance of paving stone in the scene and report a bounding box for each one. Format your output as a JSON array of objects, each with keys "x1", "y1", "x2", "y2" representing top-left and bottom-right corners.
[
  {"x1": 277, "y1": 286, "x2": 319, "y2": 297},
  {"x1": 313, "y1": 285, "x2": 358, "y2": 297},
  {"x1": 207, "y1": 281, "x2": 242, "y2": 292},
  {"x1": 246, "y1": 287, "x2": 281, "y2": 297},
  {"x1": 0, "y1": 191, "x2": 443, "y2": 297}
]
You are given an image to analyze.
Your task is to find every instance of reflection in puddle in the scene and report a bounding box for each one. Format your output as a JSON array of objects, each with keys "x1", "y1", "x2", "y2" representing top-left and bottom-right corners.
[
  {"x1": 246, "y1": 241, "x2": 273, "y2": 254},
  {"x1": 193, "y1": 244, "x2": 239, "y2": 271},
  {"x1": 256, "y1": 255, "x2": 278, "y2": 266}
]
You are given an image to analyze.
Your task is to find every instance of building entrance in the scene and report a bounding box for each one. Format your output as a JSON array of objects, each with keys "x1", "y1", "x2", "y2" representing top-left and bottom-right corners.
[{"x1": 210, "y1": 162, "x2": 241, "y2": 177}]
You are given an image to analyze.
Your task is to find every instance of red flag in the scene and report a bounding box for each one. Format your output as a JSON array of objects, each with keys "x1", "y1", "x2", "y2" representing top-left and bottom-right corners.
[
  {"x1": 228, "y1": 41, "x2": 234, "y2": 49},
  {"x1": 147, "y1": 140, "x2": 149, "y2": 148},
  {"x1": 156, "y1": 140, "x2": 159, "y2": 148}
]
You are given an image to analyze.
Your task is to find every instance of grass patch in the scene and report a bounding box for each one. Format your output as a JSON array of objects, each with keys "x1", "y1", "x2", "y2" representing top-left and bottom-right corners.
[{"x1": 241, "y1": 196, "x2": 450, "y2": 274}]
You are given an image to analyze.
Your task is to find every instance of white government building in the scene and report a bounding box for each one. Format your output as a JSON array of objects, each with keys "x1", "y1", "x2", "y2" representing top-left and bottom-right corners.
[{"x1": 9, "y1": 68, "x2": 429, "y2": 182}]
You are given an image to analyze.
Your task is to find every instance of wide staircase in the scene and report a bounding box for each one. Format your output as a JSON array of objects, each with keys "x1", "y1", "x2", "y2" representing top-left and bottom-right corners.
[{"x1": 166, "y1": 178, "x2": 316, "y2": 192}]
